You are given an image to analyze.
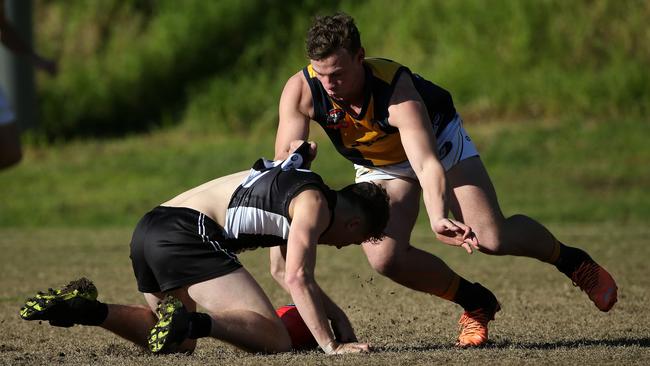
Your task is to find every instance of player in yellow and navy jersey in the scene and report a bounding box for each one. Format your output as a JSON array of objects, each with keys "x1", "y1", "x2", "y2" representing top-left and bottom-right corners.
[{"x1": 273, "y1": 12, "x2": 618, "y2": 348}]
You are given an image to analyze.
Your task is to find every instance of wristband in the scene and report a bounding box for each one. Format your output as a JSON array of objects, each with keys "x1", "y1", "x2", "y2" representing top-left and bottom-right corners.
[{"x1": 321, "y1": 340, "x2": 337, "y2": 355}]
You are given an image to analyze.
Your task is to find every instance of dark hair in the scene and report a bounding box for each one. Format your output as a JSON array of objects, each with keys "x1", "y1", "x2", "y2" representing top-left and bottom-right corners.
[
  {"x1": 339, "y1": 182, "x2": 390, "y2": 242},
  {"x1": 306, "y1": 12, "x2": 361, "y2": 60}
]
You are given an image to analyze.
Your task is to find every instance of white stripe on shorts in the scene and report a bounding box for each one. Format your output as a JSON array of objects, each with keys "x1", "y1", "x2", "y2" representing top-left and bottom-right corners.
[{"x1": 197, "y1": 213, "x2": 240, "y2": 263}]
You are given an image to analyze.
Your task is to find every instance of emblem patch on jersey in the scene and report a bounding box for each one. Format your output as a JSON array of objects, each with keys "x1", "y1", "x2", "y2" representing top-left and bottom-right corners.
[
  {"x1": 280, "y1": 152, "x2": 304, "y2": 171},
  {"x1": 438, "y1": 141, "x2": 452, "y2": 160},
  {"x1": 432, "y1": 114, "x2": 442, "y2": 134},
  {"x1": 325, "y1": 108, "x2": 348, "y2": 129}
]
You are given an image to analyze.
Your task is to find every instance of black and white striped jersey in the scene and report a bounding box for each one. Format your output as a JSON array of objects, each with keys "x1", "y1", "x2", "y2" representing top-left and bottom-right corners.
[{"x1": 221, "y1": 149, "x2": 337, "y2": 253}]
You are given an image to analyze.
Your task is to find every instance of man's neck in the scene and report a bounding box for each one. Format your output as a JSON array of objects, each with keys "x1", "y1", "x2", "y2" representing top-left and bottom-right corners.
[{"x1": 334, "y1": 67, "x2": 367, "y2": 114}]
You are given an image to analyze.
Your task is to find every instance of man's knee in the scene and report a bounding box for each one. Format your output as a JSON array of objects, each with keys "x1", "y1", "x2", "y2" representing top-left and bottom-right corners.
[
  {"x1": 474, "y1": 214, "x2": 529, "y2": 254},
  {"x1": 255, "y1": 316, "x2": 292, "y2": 353},
  {"x1": 473, "y1": 223, "x2": 505, "y2": 255},
  {"x1": 366, "y1": 247, "x2": 407, "y2": 278}
]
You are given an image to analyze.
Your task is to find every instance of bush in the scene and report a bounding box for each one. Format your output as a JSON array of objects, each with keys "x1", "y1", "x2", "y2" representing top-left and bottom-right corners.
[{"x1": 33, "y1": 0, "x2": 650, "y2": 140}]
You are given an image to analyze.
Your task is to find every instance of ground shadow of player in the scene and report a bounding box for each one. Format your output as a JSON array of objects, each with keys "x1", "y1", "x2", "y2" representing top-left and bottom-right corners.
[
  {"x1": 369, "y1": 336, "x2": 650, "y2": 353},
  {"x1": 486, "y1": 337, "x2": 650, "y2": 350}
]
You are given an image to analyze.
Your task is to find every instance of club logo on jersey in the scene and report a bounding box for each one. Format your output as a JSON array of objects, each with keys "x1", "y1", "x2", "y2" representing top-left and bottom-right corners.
[
  {"x1": 280, "y1": 153, "x2": 304, "y2": 171},
  {"x1": 432, "y1": 114, "x2": 442, "y2": 134},
  {"x1": 438, "y1": 141, "x2": 452, "y2": 160},
  {"x1": 325, "y1": 108, "x2": 348, "y2": 129}
]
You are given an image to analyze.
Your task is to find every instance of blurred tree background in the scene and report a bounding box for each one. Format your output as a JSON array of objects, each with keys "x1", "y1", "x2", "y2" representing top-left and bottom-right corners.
[
  {"x1": 1, "y1": 0, "x2": 647, "y2": 227},
  {"x1": 31, "y1": 0, "x2": 649, "y2": 141}
]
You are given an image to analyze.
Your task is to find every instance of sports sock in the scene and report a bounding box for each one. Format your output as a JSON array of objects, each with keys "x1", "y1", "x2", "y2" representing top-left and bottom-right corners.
[
  {"x1": 547, "y1": 240, "x2": 561, "y2": 263},
  {"x1": 188, "y1": 312, "x2": 212, "y2": 339},
  {"x1": 72, "y1": 300, "x2": 109, "y2": 326},
  {"x1": 554, "y1": 242, "x2": 591, "y2": 278},
  {"x1": 452, "y1": 278, "x2": 498, "y2": 312},
  {"x1": 440, "y1": 275, "x2": 460, "y2": 301}
]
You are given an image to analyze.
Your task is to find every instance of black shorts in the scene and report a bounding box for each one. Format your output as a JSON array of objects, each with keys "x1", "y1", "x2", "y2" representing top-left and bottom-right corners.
[{"x1": 129, "y1": 206, "x2": 242, "y2": 293}]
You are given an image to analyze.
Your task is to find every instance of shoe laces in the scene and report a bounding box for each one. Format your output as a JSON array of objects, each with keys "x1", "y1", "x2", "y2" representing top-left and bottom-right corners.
[
  {"x1": 458, "y1": 308, "x2": 490, "y2": 336},
  {"x1": 571, "y1": 260, "x2": 599, "y2": 293}
]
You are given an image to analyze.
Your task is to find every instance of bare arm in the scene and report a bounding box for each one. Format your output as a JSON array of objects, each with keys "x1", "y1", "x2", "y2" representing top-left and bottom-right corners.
[
  {"x1": 388, "y1": 73, "x2": 478, "y2": 253},
  {"x1": 270, "y1": 245, "x2": 357, "y2": 342},
  {"x1": 284, "y1": 190, "x2": 368, "y2": 354},
  {"x1": 274, "y1": 72, "x2": 312, "y2": 160},
  {"x1": 270, "y1": 245, "x2": 290, "y2": 293}
]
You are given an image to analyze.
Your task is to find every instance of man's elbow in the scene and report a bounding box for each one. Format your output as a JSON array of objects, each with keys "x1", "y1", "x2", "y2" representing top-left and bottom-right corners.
[{"x1": 284, "y1": 271, "x2": 314, "y2": 289}]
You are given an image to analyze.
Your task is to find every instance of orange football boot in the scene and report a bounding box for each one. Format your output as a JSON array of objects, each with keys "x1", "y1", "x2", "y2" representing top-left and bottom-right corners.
[
  {"x1": 456, "y1": 303, "x2": 500, "y2": 347},
  {"x1": 571, "y1": 259, "x2": 618, "y2": 312}
]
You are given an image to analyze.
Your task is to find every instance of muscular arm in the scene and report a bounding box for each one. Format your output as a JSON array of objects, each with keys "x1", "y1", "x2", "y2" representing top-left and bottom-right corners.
[
  {"x1": 284, "y1": 189, "x2": 365, "y2": 353},
  {"x1": 284, "y1": 189, "x2": 337, "y2": 349},
  {"x1": 389, "y1": 73, "x2": 447, "y2": 221},
  {"x1": 274, "y1": 72, "x2": 312, "y2": 160},
  {"x1": 388, "y1": 73, "x2": 478, "y2": 252},
  {"x1": 270, "y1": 245, "x2": 357, "y2": 342}
]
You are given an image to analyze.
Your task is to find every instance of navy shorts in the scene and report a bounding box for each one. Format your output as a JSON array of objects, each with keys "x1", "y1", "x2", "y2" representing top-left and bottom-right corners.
[{"x1": 129, "y1": 206, "x2": 242, "y2": 293}]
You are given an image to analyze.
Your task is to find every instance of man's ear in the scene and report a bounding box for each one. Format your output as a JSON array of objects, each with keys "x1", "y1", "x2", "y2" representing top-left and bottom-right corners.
[{"x1": 357, "y1": 47, "x2": 365, "y2": 63}]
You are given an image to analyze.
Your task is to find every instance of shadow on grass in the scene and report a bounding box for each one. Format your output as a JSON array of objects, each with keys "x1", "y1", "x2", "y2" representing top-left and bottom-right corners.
[
  {"x1": 492, "y1": 337, "x2": 650, "y2": 349},
  {"x1": 374, "y1": 337, "x2": 650, "y2": 352}
]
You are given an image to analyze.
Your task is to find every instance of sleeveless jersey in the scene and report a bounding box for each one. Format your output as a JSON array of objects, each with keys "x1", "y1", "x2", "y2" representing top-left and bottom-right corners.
[
  {"x1": 303, "y1": 57, "x2": 456, "y2": 167},
  {"x1": 222, "y1": 147, "x2": 336, "y2": 253}
]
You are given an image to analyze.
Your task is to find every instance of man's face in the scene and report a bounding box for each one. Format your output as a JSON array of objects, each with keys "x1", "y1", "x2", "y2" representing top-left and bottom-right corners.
[
  {"x1": 310, "y1": 48, "x2": 364, "y2": 102},
  {"x1": 319, "y1": 221, "x2": 369, "y2": 249}
]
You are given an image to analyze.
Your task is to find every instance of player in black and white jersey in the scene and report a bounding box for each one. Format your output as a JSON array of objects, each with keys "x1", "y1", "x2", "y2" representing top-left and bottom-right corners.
[{"x1": 19, "y1": 140, "x2": 390, "y2": 356}]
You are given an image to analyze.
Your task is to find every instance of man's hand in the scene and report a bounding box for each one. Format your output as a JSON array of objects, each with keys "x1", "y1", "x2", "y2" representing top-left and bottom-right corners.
[
  {"x1": 288, "y1": 140, "x2": 317, "y2": 168},
  {"x1": 432, "y1": 218, "x2": 479, "y2": 254},
  {"x1": 324, "y1": 341, "x2": 371, "y2": 355}
]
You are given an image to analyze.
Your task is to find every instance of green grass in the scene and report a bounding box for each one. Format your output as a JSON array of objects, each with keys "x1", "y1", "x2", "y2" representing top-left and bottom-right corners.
[
  {"x1": 2, "y1": 113, "x2": 647, "y2": 365},
  {"x1": 2, "y1": 117, "x2": 648, "y2": 227},
  {"x1": 1, "y1": 224, "x2": 648, "y2": 365}
]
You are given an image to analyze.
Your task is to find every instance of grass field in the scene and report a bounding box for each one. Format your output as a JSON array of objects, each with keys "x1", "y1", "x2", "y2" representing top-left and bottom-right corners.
[
  {"x1": 1, "y1": 117, "x2": 649, "y2": 364},
  {"x1": 1, "y1": 224, "x2": 649, "y2": 365}
]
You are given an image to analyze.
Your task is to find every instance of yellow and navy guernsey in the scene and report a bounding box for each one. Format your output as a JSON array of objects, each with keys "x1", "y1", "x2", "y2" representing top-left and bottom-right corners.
[{"x1": 303, "y1": 57, "x2": 456, "y2": 167}]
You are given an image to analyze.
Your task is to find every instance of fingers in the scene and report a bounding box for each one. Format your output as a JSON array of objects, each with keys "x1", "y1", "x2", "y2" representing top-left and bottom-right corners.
[
  {"x1": 334, "y1": 342, "x2": 371, "y2": 354},
  {"x1": 466, "y1": 232, "x2": 480, "y2": 250},
  {"x1": 434, "y1": 218, "x2": 481, "y2": 253}
]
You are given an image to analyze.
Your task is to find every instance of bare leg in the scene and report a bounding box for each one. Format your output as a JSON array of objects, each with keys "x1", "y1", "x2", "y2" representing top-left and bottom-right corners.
[
  {"x1": 447, "y1": 156, "x2": 557, "y2": 261},
  {"x1": 99, "y1": 287, "x2": 198, "y2": 350},
  {"x1": 362, "y1": 177, "x2": 499, "y2": 347},
  {"x1": 362, "y1": 177, "x2": 457, "y2": 296},
  {"x1": 0, "y1": 122, "x2": 22, "y2": 169},
  {"x1": 187, "y1": 268, "x2": 292, "y2": 353},
  {"x1": 100, "y1": 304, "x2": 157, "y2": 348},
  {"x1": 447, "y1": 156, "x2": 618, "y2": 311}
]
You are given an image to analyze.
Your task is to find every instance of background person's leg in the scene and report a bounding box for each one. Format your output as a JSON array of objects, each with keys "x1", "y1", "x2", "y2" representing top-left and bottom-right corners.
[{"x1": 0, "y1": 122, "x2": 22, "y2": 169}]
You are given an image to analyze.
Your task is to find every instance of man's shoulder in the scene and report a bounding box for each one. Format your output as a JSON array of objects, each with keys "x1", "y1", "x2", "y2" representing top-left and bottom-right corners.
[
  {"x1": 289, "y1": 186, "x2": 329, "y2": 212},
  {"x1": 364, "y1": 57, "x2": 410, "y2": 85}
]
